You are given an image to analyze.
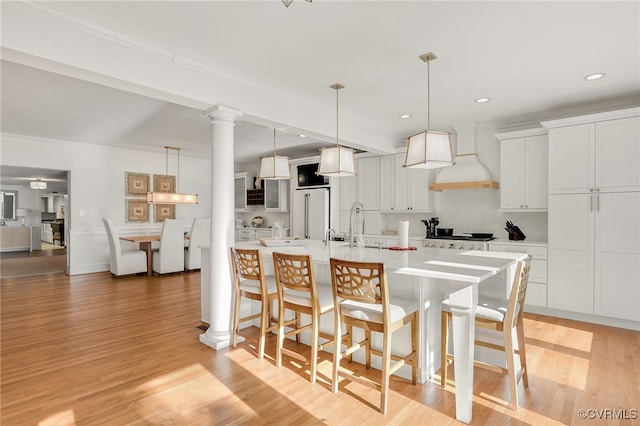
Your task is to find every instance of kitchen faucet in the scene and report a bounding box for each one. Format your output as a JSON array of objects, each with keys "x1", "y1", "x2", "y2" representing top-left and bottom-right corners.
[
  {"x1": 324, "y1": 228, "x2": 335, "y2": 246},
  {"x1": 348, "y1": 201, "x2": 365, "y2": 248}
]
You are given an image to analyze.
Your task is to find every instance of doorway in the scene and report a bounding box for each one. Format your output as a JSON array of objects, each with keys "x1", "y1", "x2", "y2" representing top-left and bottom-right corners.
[{"x1": 0, "y1": 165, "x2": 69, "y2": 276}]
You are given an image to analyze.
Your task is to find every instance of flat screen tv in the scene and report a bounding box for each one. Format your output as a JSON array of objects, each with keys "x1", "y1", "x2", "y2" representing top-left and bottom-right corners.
[{"x1": 297, "y1": 163, "x2": 329, "y2": 188}]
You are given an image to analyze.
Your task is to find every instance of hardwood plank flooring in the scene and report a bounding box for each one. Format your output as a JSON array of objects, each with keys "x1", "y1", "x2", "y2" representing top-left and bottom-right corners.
[{"x1": 1, "y1": 271, "x2": 639, "y2": 425}]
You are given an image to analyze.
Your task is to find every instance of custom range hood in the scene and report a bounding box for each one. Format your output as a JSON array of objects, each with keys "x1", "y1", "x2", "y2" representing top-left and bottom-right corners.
[{"x1": 429, "y1": 123, "x2": 499, "y2": 191}]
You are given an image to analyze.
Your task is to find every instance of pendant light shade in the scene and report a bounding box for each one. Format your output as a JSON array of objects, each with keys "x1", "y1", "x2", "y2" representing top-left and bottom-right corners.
[
  {"x1": 404, "y1": 52, "x2": 454, "y2": 169},
  {"x1": 318, "y1": 83, "x2": 356, "y2": 177},
  {"x1": 258, "y1": 129, "x2": 291, "y2": 180},
  {"x1": 404, "y1": 130, "x2": 454, "y2": 169},
  {"x1": 146, "y1": 146, "x2": 198, "y2": 205}
]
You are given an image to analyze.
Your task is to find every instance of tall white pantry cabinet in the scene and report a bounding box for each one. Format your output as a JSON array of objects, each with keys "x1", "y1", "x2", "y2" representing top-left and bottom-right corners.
[{"x1": 542, "y1": 108, "x2": 640, "y2": 323}]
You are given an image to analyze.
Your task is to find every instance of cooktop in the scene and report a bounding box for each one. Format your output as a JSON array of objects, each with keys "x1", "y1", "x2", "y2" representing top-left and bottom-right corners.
[{"x1": 425, "y1": 235, "x2": 496, "y2": 242}]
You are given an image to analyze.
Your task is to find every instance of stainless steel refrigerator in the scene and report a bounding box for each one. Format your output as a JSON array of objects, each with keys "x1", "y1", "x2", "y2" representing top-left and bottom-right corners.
[{"x1": 291, "y1": 188, "x2": 329, "y2": 240}]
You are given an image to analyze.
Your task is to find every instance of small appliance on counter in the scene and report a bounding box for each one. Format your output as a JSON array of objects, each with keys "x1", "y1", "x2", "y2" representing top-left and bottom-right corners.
[{"x1": 505, "y1": 221, "x2": 526, "y2": 241}]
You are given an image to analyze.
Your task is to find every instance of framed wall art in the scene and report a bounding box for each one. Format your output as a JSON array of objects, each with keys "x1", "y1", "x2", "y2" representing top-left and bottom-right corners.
[
  {"x1": 126, "y1": 200, "x2": 149, "y2": 223},
  {"x1": 125, "y1": 172, "x2": 150, "y2": 196},
  {"x1": 153, "y1": 174, "x2": 176, "y2": 193},
  {"x1": 154, "y1": 204, "x2": 175, "y2": 222}
]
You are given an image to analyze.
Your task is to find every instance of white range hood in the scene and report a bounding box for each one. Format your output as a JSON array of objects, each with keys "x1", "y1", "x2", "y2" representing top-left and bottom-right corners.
[{"x1": 429, "y1": 123, "x2": 499, "y2": 191}]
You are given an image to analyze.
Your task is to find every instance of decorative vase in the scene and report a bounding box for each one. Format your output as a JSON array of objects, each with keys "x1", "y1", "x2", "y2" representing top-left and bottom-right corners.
[
  {"x1": 251, "y1": 216, "x2": 263, "y2": 228},
  {"x1": 272, "y1": 221, "x2": 285, "y2": 240}
]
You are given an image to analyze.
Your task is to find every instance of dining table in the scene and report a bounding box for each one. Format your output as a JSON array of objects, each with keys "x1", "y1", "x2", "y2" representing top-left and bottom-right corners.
[{"x1": 221, "y1": 240, "x2": 527, "y2": 423}]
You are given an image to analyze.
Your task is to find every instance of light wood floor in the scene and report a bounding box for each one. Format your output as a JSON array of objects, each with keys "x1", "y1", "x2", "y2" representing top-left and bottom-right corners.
[{"x1": 1, "y1": 271, "x2": 639, "y2": 425}]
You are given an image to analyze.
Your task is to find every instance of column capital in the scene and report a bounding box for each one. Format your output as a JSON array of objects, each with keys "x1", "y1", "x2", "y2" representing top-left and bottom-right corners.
[{"x1": 203, "y1": 105, "x2": 243, "y2": 123}]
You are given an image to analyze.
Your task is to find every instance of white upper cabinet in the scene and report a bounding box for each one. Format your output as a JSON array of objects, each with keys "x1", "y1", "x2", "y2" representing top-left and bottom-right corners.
[
  {"x1": 264, "y1": 179, "x2": 289, "y2": 212},
  {"x1": 234, "y1": 173, "x2": 247, "y2": 212},
  {"x1": 379, "y1": 155, "x2": 396, "y2": 211},
  {"x1": 497, "y1": 129, "x2": 548, "y2": 211},
  {"x1": 595, "y1": 117, "x2": 640, "y2": 192},
  {"x1": 339, "y1": 156, "x2": 379, "y2": 211},
  {"x1": 380, "y1": 153, "x2": 434, "y2": 212},
  {"x1": 338, "y1": 173, "x2": 357, "y2": 211},
  {"x1": 357, "y1": 156, "x2": 380, "y2": 211},
  {"x1": 545, "y1": 112, "x2": 640, "y2": 194}
]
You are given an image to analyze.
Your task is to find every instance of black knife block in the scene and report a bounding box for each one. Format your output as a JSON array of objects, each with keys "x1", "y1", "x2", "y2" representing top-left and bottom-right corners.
[{"x1": 508, "y1": 226, "x2": 526, "y2": 241}]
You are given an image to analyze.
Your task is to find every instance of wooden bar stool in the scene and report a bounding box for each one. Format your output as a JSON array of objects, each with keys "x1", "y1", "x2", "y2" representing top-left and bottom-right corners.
[
  {"x1": 229, "y1": 247, "x2": 278, "y2": 360},
  {"x1": 272, "y1": 252, "x2": 335, "y2": 384},
  {"x1": 441, "y1": 256, "x2": 532, "y2": 409},
  {"x1": 328, "y1": 258, "x2": 419, "y2": 414}
]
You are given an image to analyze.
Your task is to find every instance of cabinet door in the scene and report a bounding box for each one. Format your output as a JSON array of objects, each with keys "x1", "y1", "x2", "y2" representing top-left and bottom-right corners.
[
  {"x1": 264, "y1": 180, "x2": 279, "y2": 210},
  {"x1": 548, "y1": 124, "x2": 594, "y2": 194},
  {"x1": 357, "y1": 157, "x2": 380, "y2": 210},
  {"x1": 234, "y1": 175, "x2": 247, "y2": 211},
  {"x1": 12, "y1": 228, "x2": 30, "y2": 247},
  {"x1": 408, "y1": 167, "x2": 434, "y2": 212},
  {"x1": 548, "y1": 194, "x2": 594, "y2": 314},
  {"x1": 523, "y1": 134, "x2": 549, "y2": 209},
  {"x1": 594, "y1": 192, "x2": 640, "y2": 321},
  {"x1": 500, "y1": 138, "x2": 524, "y2": 209},
  {"x1": 379, "y1": 155, "x2": 395, "y2": 211},
  {"x1": 339, "y1": 173, "x2": 357, "y2": 212},
  {"x1": 394, "y1": 154, "x2": 410, "y2": 210},
  {"x1": 596, "y1": 117, "x2": 640, "y2": 192},
  {"x1": 264, "y1": 180, "x2": 288, "y2": 211}
]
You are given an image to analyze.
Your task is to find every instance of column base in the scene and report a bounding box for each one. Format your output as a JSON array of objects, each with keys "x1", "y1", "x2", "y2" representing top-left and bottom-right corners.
[{"x1": 199, "y1": 329, "x2": 233, "y2": 350}]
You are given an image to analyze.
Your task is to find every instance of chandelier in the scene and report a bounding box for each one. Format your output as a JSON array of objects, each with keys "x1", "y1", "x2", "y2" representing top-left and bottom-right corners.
[{"x1": 146, "y1": 146, "x2": 198, "y2": 204}]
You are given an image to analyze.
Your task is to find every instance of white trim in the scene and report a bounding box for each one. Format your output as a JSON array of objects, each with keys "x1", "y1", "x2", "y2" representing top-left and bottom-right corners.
[{"x1": 541, "y1": 107, "x2": 640, "y2": 129}]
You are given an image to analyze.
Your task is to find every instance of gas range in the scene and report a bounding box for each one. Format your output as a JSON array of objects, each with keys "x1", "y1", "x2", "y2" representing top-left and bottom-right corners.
[{"x1": 424, "y1": 235, "x2": 495, "y2": 251}]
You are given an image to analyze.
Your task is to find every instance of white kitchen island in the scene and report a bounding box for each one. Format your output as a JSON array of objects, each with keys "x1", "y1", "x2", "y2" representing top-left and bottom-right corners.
[{"x1": 201, "y1": 240, "x2": 525, "y2": 424}]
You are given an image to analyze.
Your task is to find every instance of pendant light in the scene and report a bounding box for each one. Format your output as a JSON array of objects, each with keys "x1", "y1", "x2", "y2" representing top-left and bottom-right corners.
[
  {"x1": 146, "y1": 146, "x2": 198, "y2": 204},
  {"x1": 30, "y1": 180, "x2": 47, "y2": 189},
  {"x1": 258, "y1": 128, "x2": 291, "y2": 180},
  {"x1": 318, "y1": 83, "x2": 356, "y2": 177},
  {"x1": 404, "y1": 52, "x2": 454, "y2": 169}
]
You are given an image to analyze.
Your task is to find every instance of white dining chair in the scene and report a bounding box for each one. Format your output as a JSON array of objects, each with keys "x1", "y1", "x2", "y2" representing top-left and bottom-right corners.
[
  {"x1": 152, "y1": 219, "x2": 185, "y2": 275},
  {"x1": 102, "y1": 218, "x2": 147, "y2": 276},
  {"x1": 184, "y1": 218, "x2": 210, "y2": 271}
]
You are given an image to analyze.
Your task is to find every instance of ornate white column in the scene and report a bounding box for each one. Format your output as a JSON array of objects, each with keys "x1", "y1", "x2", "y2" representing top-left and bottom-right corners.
[{"x1": 200, "y1": 105, "x2": 242, "y2": 350}]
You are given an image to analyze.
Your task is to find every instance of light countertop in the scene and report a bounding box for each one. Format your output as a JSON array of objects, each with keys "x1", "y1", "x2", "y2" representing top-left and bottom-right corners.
[{"x1": 232, "y1": 239, "x2": 526, "y2": 284}]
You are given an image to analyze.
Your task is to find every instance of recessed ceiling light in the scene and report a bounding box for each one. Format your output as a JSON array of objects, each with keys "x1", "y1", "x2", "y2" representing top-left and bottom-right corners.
[
  {"x1": 584, "y1": 73, "x2": 606, "y2": 81},
  {"x1": 399, "y1": 114, "x2": 411, "y2": 119},
  {"x1": 475, "y1": 97, "x2": 490, "y2": 103},
  {"x1": 298, "y1": 134, "x2": 307, "y2": 138}
]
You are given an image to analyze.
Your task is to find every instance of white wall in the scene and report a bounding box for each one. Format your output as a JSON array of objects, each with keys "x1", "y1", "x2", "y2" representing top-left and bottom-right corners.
[{"x1": 1, "y1": 134, "x2": 212, "y2": 274}]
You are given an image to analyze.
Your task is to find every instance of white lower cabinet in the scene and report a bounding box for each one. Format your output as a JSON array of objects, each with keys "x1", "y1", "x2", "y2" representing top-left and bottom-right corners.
[
  {"x1": 488, "y1": 241, "x2": 548, "y2": 309},
  {"x1": 236, "y1": 228, "x2": 255, "y2": 242},
  {"x1": 235, "y1": 228, "x2": 288, "y2": 242},
  {"x1": 548, "y1": 192, "x2": 640, "y2": 322}
]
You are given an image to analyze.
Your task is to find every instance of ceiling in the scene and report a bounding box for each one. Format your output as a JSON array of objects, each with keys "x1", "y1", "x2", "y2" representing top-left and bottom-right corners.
[{"x1": 1, "y1": 1, "x2": 639, "y2": 190}]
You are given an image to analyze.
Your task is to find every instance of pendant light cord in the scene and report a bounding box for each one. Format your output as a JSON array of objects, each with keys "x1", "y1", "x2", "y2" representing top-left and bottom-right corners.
[
  {"x1": 335, "y1": 85, "x2": 339, "y2": 147},
  {"x1": 426, "y1": 59, "x2": 431, "y2": 132}
]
